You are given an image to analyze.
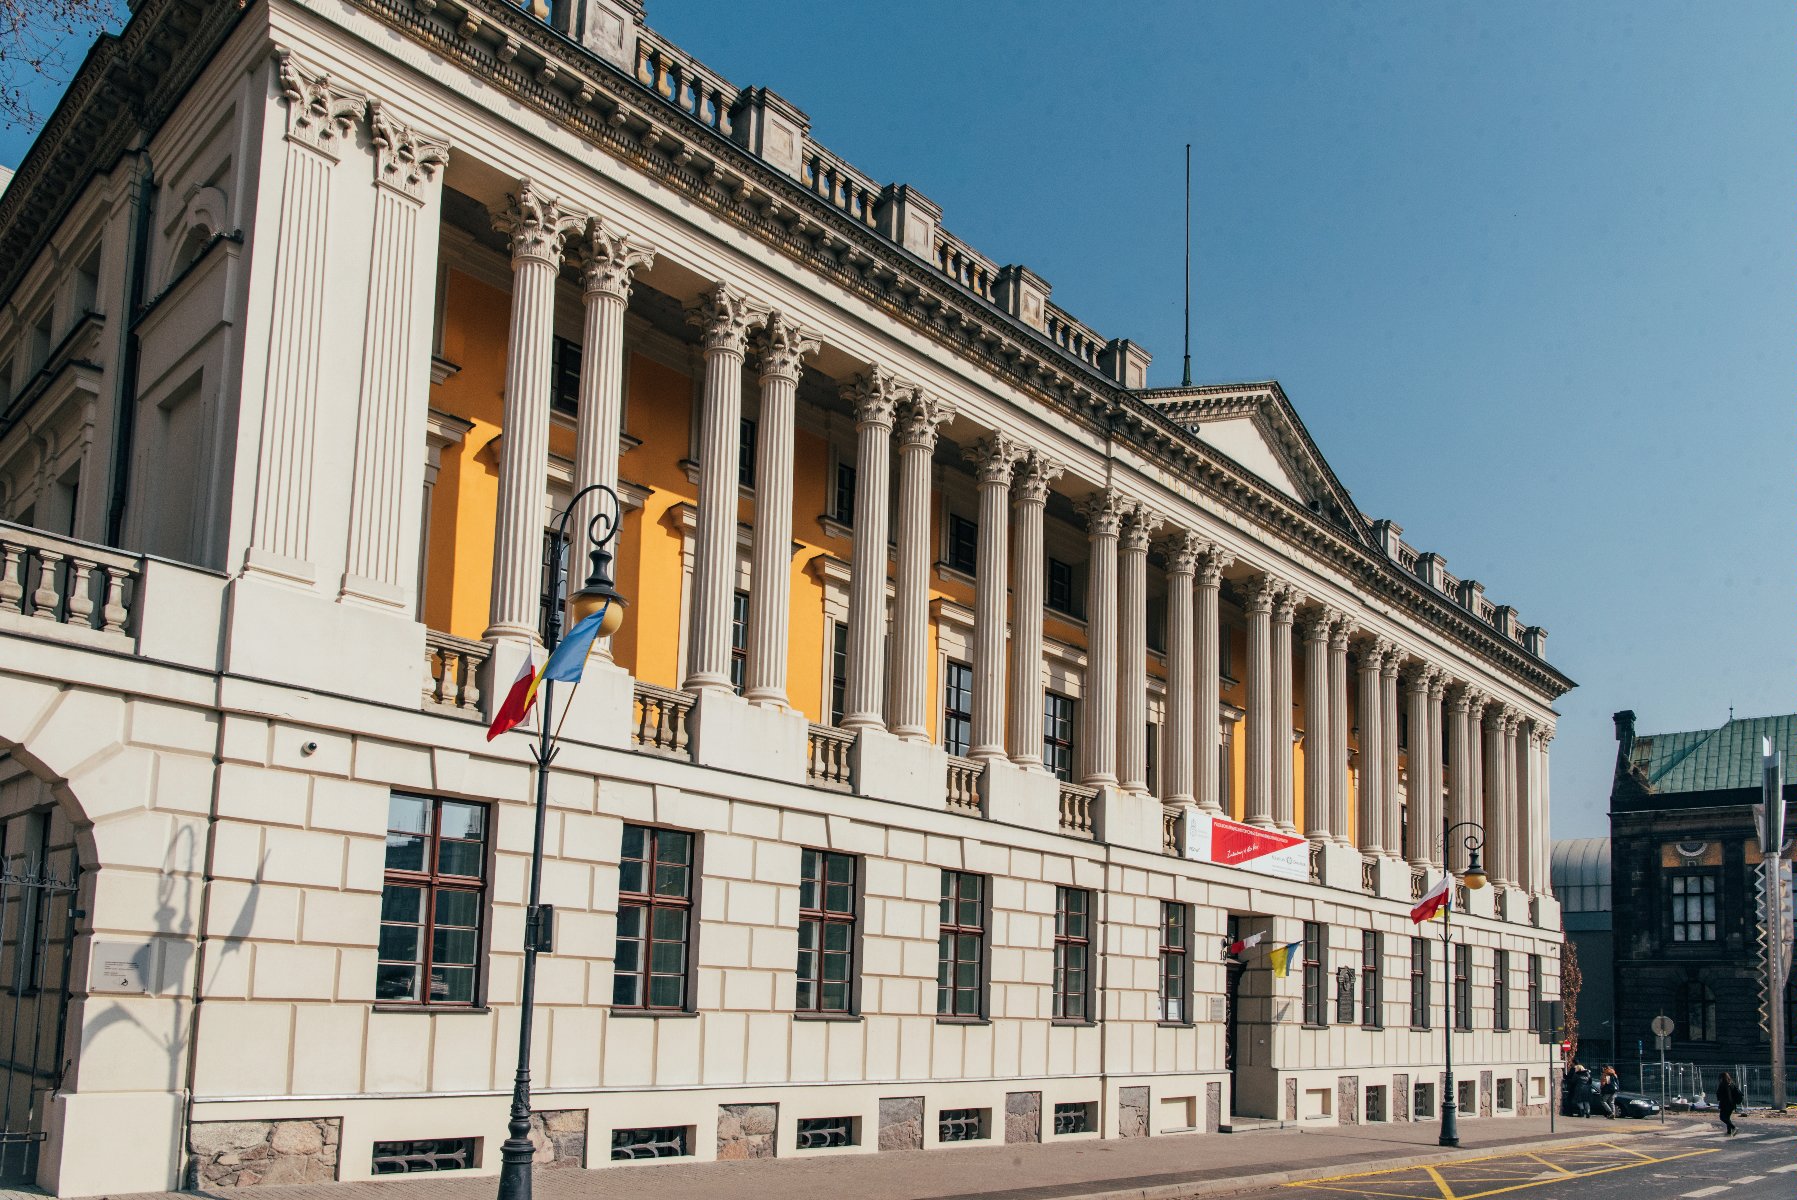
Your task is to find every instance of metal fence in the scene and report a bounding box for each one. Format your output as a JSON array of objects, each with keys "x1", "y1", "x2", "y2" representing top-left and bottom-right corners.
[{"x1": 1637, "y1": 1062, "x2": 1778, "y2": 1108}]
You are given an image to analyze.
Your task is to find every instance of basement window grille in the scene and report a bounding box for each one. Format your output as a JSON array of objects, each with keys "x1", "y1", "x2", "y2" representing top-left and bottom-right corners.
[
  {"x1": 794, "y1": 1116, "x2": 856, "y2": 1149},
  {"x1": 371, "y1": 1137, "x2": 478, "y2": 1174},
  {"x1": 611, "y1": 1125, "x2": 692, "y2": 1160},
  {"x1": 1052, "y1": 1102, "x2": 1095, "y2": 1135},
  {"x1": 937, "y1": 1107, "x2": 986, "y2": 1143}
]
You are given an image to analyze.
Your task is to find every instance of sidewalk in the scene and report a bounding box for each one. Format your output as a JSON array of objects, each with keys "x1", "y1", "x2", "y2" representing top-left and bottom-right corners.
[{"x1": 70, "y1": 1114, "x2": 1686, "y2": 1200}]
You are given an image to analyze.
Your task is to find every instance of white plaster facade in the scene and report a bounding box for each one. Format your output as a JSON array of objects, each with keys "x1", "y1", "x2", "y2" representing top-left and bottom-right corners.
[{"x1": 0, "y1": 0, "x2": 1570, "y2": 1194}]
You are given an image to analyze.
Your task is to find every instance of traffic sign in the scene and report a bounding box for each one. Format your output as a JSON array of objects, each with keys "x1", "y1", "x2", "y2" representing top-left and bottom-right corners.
[{"x1": 1651, "y1": 1014, "x2": 1674, "y2": 1037}]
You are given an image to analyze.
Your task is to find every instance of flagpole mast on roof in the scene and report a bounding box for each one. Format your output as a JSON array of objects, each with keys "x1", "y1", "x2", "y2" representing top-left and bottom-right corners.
[{"x1": 1182, "y1": 142, "x2": 1193, "y2": 388}]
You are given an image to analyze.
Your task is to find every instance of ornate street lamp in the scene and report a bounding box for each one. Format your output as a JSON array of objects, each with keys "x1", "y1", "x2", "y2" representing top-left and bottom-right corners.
[
  {"x1": 1438, "y1": 820, "x2": 1487, "y2": 1148},
  {"x1": 496, "y1": 482, "x2": 625, "y2": 1200}
]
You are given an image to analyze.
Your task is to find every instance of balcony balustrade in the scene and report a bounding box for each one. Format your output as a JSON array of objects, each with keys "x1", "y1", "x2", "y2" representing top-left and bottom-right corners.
[
  {"x1": 945, "y1": 756, "x2": 983, "y2": 814},
  {"x1": 1057, "y1": 782, "x2": 1096, "y2": 838},
  {"x1": 422, "y1": 631, "x2": 487, "y2": 717},
  {"x1": 805, "y1": 723, "x2": 853, "y2": 790}
]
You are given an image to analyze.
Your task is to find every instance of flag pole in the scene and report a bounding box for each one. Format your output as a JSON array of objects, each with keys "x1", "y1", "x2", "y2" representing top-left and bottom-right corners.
[{"x1": 1182, "y1": 142, "x2": 1193, "y2": 387}]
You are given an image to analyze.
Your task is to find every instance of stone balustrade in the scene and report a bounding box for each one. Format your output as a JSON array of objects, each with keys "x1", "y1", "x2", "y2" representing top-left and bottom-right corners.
[
  {"x1": 806, "y1": 724, "x2": 854, "y2": 790},
  {"x1": 0, "y1": 521, "x2": 135, "y2": 644},
  {"x1": 1162, "y1": 808, "x2": 1181, "y2": 854},
  {"x1": 422, "y1": 631, "x2": 487, "y2": 717},
  {"x1": 1308, "y1": 842, "x2": 1322, "y2": 883},
  {"x1": 634, "y1": 35, "x2": 737, "y2": 135},
  {"x1": 945, "y1": 755, "x2": 982, "y2": 814},
  {"x1": 1410, "y1": 866, "x2": 1428, "y2": 899},
  {"x1": 1057, "y1": 782, "x2": 1096, "y2": 838},
  {"x1": 632, "y1": 682, "x2": 694, "y2": 758},
  {"x1": 1361, "y1": 856, "x2": 1378, "y2": 894}
]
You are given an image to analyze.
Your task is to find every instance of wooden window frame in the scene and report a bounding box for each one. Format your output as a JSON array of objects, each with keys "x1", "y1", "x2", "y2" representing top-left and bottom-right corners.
[
  {"x1": 937, "y1": 870, "x2": 987, "y2": 1020},
  {"x1": 1493, "y1": 948, "x2": 1510, "y2": 1032},
  {"x1": 1453, "y1": 942, "x2": 1473, "y2": 1031},
  {"x1": 1361, "y1": 930, "x2": 1382, "y2": 1030},
  {"x1": 946, "y1": 512, "x2": 978, "y2": 575},
  {"x1": 1302, "y1": 921, "x2": 1327, "y2": 1027},
  {"x1": 796, "y1": 848, "x2": 858, "y2": 1015},
  {"x1": 1668, "y1": 872, "x2": 1718, "y2": 943},
  {"x1": 1410, "y1": 936, "x2": 1430, "y2": 1030},
  {"x1": 613, "y1": 824, "x2": 696, "y2": 1012},
  {"x1": 1046, "y1": 556, "x2": 1078, "y2": 618},
  {"x1": 942, "y1": 659, "x2": 973, "y2": 758},
  {"x1": 829, "y1": 621, "x2": 849, "y2": 727},
  {"x1": 738, "y1": 416, "x2": 757, "y2": 488},
  {"x1": 1044, "y1": 690, "x2": 1076, "y2": 782},
  {"x1": 1159, "y1": 901, "x2": 1191, "y2": 1025},
  {"x1": 832, "y1": 460, "x2": 856, "y2": 526},
  {"x1": 1052, "y1": 886, "x2": 1092, "y2": 1023},
  {"x1": 378, "y1": 794, "x2": 489, "y2": 1009},
  {"x1": 1527, "y1": 953, "x2": 1542, "y2": 1032},
  {"x1": 728, "y1": 590, "x2": 749, "y2": 695}
]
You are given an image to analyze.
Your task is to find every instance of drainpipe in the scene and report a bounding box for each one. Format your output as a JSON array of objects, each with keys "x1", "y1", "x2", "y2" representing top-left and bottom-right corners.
[{"x1": 104, "y1": 145, "x2": 155, "y2": 548}]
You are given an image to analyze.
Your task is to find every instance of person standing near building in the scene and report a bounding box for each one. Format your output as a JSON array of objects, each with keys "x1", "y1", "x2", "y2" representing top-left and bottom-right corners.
[
  {"x1": 1599, "y1": 1066, "x2": 1619, "y2": 1117},
  {"x1": 1716, "y1": 1070, "x2": 1742, "y2": 1136}
]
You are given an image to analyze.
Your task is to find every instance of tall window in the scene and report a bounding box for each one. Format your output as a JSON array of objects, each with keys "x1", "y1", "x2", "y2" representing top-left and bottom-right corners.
[
  {"x1": 829, "y1": 622, "x2": 849, "y2": 726},
  {"x1": 1145, "y1": 723, "x2": 1159, "y2": 795},
  {"x1": 1361, "y1": 931, "x2": 1382, "y2": 1029},
  {"x1": 738, "y1": 417, "x2": 757, "y2": 487},
  {"x1": 1218, "y1": 620, "x2": 1233, "y2": 679},
  {"x1": 614, "y1": 825, "x2": 695, "y2": 1010},
  {"x1": 379, "y1": 795, "x2": 487, "y2": 1006},
  {"x1": 1410, "y1": 937, "x2": 1431, "y2": 1029},
  {"x1": 937, "y1": 871, "x2": 986, "y2": 1018},
  {"x1": 1679, "y1": 980, "x2": 1717, "y2": 1042},
  {"x1": 551, "y1": 334, "x2": 581, "y2": 414},
  {"x1": 1493, "y1": 949, "x2": 1511, "y2": 1031},
  {"x1": 947, "y1": 513, "x2": 978, "y2": 574},
  {"x1": 833, "y1": 461, "x2": 855, "y2": 525},
  {"x1": 943, "y1": 660, "x2": 974, "y2": 757},
  {"x1": 729, "y1": 590, "x2": 749, "y2": 694},
  {"x1": 1159, "y1": 901, "x2": 1190, "y2": 1024},
  {"x1": 1046, "y1": 557, "x2": 1077, "y2": 616},
  {"x1": 1528, "y1": 954, "x2": 1543, "y2": 1032},
  {"x1": 1669, "y1": 874, "x2": 1718, "y2": 942},
  {"x1": 1302, "y1": 922, "x2": 1327, "y2": 1026},
  {"x1": 1053, "y1": 887, "x2": 1092, "y2": 1022},
  {"x1": 797, "y1": 849, "x2": 857, "y2": 1014},
  {"x1": 1044, "y1": 691, "x2": 1076, "y2": 782},
  {"x1": 1453, "y1": 943, "x2": 1473, "y2": 1031}
]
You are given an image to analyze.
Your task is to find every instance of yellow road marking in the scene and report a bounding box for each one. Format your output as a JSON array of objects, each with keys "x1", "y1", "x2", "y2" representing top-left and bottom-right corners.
[{"x1": 1282, "y1": 1143, "x2": 1721, "y2": 1199}]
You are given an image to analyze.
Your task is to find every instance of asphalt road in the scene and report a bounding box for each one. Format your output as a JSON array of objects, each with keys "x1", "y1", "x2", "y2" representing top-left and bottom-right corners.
[{"x1": 1231, "y1": 1118, "x2": 1797, "y2": 1200}]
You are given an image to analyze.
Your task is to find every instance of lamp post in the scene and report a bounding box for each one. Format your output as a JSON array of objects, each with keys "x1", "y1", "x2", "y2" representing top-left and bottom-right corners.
[
  {"x1": 496, "y1": 483, "x2": 627, "y2": 1200},
  {"x1": 1438, "y1": 820, "x2": 1488, "y2": 1148}
]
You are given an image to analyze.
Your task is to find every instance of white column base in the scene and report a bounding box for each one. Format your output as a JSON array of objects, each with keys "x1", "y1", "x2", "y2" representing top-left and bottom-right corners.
[
  {"x1": 1318, "y1": 841, "x2": 1365, "y2": 890},
  {"x1": 1498, "y1": 886, "x2": 1530, "y2": 923},
  {"x1": 1532, "y1": 893, "x2": 1560, "y2": 929},
  {"x1": 1462, "y1": 882, "x2": 1496, "y2": 919},
  {"x1": 1096, "y1": 785, "x2": 1163, "y2": 854},
  {"x1": 225, "y1": 572, "x2": 425, "y2": 709},
  {"x1": 981, "y1": 758, "x2": 1062, "y2": 835},
  {"x1": 1378, "y1": 856, "x2": 1415, "y2": 904},
  {"x1": 41, "y1": 1090, "x2": 185, "y2": 1195},
  {"x1": 852, "y1": 728, "x2": 948, "y2": 808},
  {"x1": 554, "y1": 660, "x2": 637, "y2": 750},
  {"x1": 687, "y1": 688, "x2": 808, "y2": 785}
]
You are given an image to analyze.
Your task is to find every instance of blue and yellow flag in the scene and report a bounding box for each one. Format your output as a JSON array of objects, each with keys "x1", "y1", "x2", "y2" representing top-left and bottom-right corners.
[{"x1": 1269, "y1": 940, "x2": 1303, "y2": 977}]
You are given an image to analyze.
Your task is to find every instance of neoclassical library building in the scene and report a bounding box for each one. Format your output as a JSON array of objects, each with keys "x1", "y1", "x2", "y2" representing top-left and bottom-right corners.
[{"x1": 0, "y1": 0, "x2": 1570, "y2": 1191}]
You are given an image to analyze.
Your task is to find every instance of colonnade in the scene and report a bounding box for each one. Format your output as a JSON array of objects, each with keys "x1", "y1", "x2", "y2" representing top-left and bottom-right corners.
[{"x1": 477, "y1": 181, "x2": 1555, "y2": 897}]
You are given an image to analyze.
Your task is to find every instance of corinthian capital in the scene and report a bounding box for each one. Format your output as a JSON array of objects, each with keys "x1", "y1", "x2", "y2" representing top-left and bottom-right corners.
[
  {"x1": 1159, "y1": 529, "x2": 1205, "y2": 577},
  {"x1": 843, "y1": 365, "x2": 908, "y2": 430},
  {"x1": 579, "y1": 218, "x2": 655, "y2": 302},
  {"x1": 1238, "y1": 573, "x2": 1282, "y2": 615},
  {"x1": 367, "y1": 101, "x2": 448, "y2": 200},
  {"x1": 964, "y1": 432, "x2": 1026, "y2": 485},
  {"x1": 1329, "y1": 615, "x2": 1358, "y2": 650},
  {"x1": 687, "y1": 281, "x2": 768, "y2": 356},
  {"x1": 274, "y1": 47, "x2": 366, "y2": 156},
  {"x1": 1120, "y1": 504, "x2": 1164, "y2": 552},
  {"x1": 1273, "y1": 586, "x2": 1299, "y2": 623},
  {"x1": 1299, "y1": 605, "x2": 1337, "y2": 642},
  {"x1": 896, "y1": 391, "x2": 955, "y2": 450},
  {"x1": 1013, "y1": 452, "x2": 1063, "y2": 504},
  {"x1": 1197, "y1": 544, "x2": 1232, "y2": 588},
  {"x1": 494, "y1": 180, "x2": 586, "y2": 268},
  {"x1": 1370, "y1": 636, "x2": 1398, "y2": 669},
  {"x1": 1077, "y1": 488, "x2": 1129, "y2": 538},
  {"x1": 754, "y1": 311, "x2": 820, "y2": 383}
]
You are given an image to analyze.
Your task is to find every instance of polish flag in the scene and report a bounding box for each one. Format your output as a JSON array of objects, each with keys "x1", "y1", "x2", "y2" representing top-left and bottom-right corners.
[
  {"x1": 486, "y1": 655, "x2": 538, "y2": 741},
  {"x1": 1410, "y1": 874, "x2": 1452, "y2": 923},
  {"x1": 1226, "y1": 932, "x2": 1264, "y2": 956}
]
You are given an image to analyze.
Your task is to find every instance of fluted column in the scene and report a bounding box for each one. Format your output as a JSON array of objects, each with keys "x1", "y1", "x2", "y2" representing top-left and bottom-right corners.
[
  {"x1": 1078, "y1": 490, "x2": 1127, "y2": 786},
  {"x1": 1403, "y1": 664, "x2": 1432, "y2": 867},
  {"x1": 487, "y1": 182, "x2": 586, "y2": 645},
  {"x1": 1356, "y1": 640, "x2": 1385, "y2": 854},
  {"x1": 1445, "y1": 684, "x2": 1474, "y2": 871},
  {"x1": 681, "y1": 283, "x2": 766, "y2": 690},
  {"x1": 1270, "y1": 589, "x2": 1297, "y2": 829},
  {"x1": 743, "y1": 313, "x2": 819, "y2": 706},
  {"x1": 1299, "y1": 607, "x2": 1332, "y2": 840},
  {"x1": 342, "y1": 106, "x2": 449, "y2": 607},
  {"x1": 1535, "y1": 727, "x2": 1555, "y2": 893},
  {"x1": 1241, "y1": 574, "x2": 1280, "y2": 828},
  {"x1": 1482, "y1": 706, "x2": 1508, "y2": 887},
  {"x1": 1515, "y1": 720, "x2": 1538, "y2": 892},
  {"x1": 1328, "y1": 618, "x2": 1355, "y2": 846},
  {"x1": 1500, "y1": 711, "x2": 1522, "y2": 887},
  {"x1": 967, "y1": 435, "x2": 1025, "y2": 756},
  {"x1": 1195, "y1": 548, "x2": 1230, "y2": 812},
  {"x1": 1006, "y1": 455, "x2": 1061, "y2": 763},
  {"x1": 1160, "y1": 533, "x2": 1201, "y2": 807},
  {"x1": 1467, "y1": 694, "x2": 1487, "y2": 863},
  {"x1": 840, "y1": 369, "x2": 904, "y2": 728},
  {"x1": 1118, "y1": 506, "x2": 1162, "y2": 792},
  {"x1": 1426, "y1": 671, "x2": 1447, "y2": 868},
  {"x1": 568, "y1": 218, "x2": 653, "y2": 649},
  {"x1": 891, "y1": 393, "x2": 954, "y2": 738},
  {"x1": 1380, "y1": 650, "x2": 1402, "y2": 858},
  {"x1": 249, "y1": 55, "x2": 365, "y2": 580}
]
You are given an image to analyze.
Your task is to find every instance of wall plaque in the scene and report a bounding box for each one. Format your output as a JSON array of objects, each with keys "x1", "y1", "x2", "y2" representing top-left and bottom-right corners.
[{"x1": 90, "y1": 941, "x2": 151, "y2": 994}]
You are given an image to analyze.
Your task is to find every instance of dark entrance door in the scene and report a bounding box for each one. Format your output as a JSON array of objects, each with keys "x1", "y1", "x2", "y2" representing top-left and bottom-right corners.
[
  {"x1": 0, "y1": 842, "x2": 80, "y2": 1183},
  {"x1": 1226, "y1": 959, "x2": 1245, "y2": 1113}
]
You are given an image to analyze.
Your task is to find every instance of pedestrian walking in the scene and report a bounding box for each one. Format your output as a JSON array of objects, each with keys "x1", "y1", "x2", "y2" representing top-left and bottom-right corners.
[
  {"x1": 1568, "y1": 1063, "x2": 1592, "y2": 1117},
  {"x1": 1599, "y1": 1066, "x2": 1620, "y2": 1119},
  {"x1": 1716, "y1": 1070, "x2": 1742, "y2": 1136}
]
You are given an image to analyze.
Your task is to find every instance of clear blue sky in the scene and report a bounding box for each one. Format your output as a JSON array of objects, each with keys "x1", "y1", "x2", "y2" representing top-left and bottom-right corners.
[{"x1": 4, "y1": 3, "x2": 1789, "y2": 840}]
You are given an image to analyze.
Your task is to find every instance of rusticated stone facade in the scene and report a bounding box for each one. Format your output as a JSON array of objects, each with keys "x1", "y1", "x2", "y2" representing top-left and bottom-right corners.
[
  {"x1": 1005, "y1": 1091, "x2": 1041, "y2": 1143},
  {"x1": 878, "y1": 1097, "x2": 924, "y2": 1150},
  {"x1": 717, "y1": 1104, "x2": 779, "y2": 1159},
  {"x1": 189, "y1": 1118, "x2": 340, "y2": 1188}
]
